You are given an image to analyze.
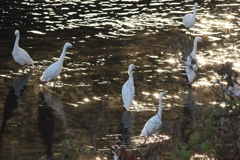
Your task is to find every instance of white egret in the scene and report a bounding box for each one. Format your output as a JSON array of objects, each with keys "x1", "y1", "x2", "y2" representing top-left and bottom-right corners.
[
  {"x1": 213, "y1": 79, "x2": 240, "y2": 98},
  {"x1": 12, "y1": 30, "x2": 34, "y2": 66},
  {"x1": 113, "y1": 152, "x2": 118, "y2": 160},
  {"x1": 140, "y1": 92, "x2": 165, "y2": 136},
  {"x1": 40, "y1": 42, "x2": 78, "y2": 84},
  {"x1": 121, "y1": 64, "x2": 136, "y2": 110},
  {"x1": 185, "y1": 37, "x2": 202, "y2": 84},
  {"x1": 183, "y1": 3, "x2": 198, "y2": 28}
]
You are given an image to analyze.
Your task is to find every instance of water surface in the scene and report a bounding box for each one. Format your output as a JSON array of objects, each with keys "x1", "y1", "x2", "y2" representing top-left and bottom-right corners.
[{"x1": 0, "y1": 0, "x2": 240, "y2": 159}]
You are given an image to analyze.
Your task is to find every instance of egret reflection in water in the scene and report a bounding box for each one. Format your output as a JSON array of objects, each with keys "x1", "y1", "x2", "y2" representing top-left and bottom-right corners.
[
  {"x1": 120, "y1": 110, "x2": 135, "y2": 148},
  {"x1": 180, "y1": 86, "x2": 197, "y2": 143},
  {"x1": 13, "y1": 71, "x2": 33, "y2": 106},
  {"x1": 1, "y1": 0, "x2": 240, "y2": 159},
  {"x1": 38, "y1": 91, "x2": 54, "y2": 158},
  {"x1": 41, "y1": 87, "x2": 71, "y2": 134},
  {"x1": 0, "y1": 71, "x2": 32, "y2": 155},
  {"x1": 122, "y1": 110, "x2": 135, "y2": 133}
]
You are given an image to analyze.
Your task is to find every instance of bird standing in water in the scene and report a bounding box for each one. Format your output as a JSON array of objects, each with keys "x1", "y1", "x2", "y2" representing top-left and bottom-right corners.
[
  {"x1": 121, "y1": 64, "x2": 136, "y2": 110},
  {"x1": 213, "y1": 79, "x2": 240, "y2": 99},
  {"x1": 141, "y1": 92, "x2": 165, "y2": 136},
  {"x1": 183, "y1": 3, "x2": 198, "y2": 28},
  {"x1": 185, "y1": 37, "x2": 202, "y2": 84},
  {"x1": 40, "y1": 42, "x2": 78, "y2": 85},
  {"x1": 12, "y1": 30, "x2": 34, "y2": 67}
]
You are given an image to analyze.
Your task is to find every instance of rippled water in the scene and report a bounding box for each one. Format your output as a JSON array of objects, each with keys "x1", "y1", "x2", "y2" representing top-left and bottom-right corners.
[{"x1": 0, "y1": 0, "x2": 240, "y2": 159}]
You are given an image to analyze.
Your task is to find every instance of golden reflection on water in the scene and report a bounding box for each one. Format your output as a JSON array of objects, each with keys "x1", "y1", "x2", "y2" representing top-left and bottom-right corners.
[
  {"x1": 132, "y1": 134, "x2": 170, "y2": 146},
  {"x1": 0, "y1": 0, "x2": 240, "y2": 159},
  {"x1": 190, "y1": 154, "x2": 212, "y2": 160},
  {"x1": 192, "y1": 78, "x2": 214, "y2": 87}
]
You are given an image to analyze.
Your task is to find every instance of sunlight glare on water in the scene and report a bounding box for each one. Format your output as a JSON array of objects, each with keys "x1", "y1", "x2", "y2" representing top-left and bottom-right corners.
[{"x1": 0, "y1": 0, "x2": 240, "y2": 159}]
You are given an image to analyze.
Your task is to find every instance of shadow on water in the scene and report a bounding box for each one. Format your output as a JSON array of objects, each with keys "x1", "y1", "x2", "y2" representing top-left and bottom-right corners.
[
  {"x1": 180, "y1": 86, "x2": 197, "y2": 143},
  {"x1": 121, "y1": 111, "x2": 135, "y2": 136},
  {"x1": 38, "y1": 87, "x2": 74, "y2": 158},
  {"x1": 41, "y1": 87, "x2": 71, "y2": 134},
  {"x1": 38, "y1": 90, "x2": 54, "y2": 158},
  {"x1": 0, "y1": 70, "x2": 32, "y2": 158},
  {"x1": 120, "y1": 110, "x2": 135, "y2": 147},
  {"x1": 1, "y1": 0, "x2": 240, "y2": 159}
]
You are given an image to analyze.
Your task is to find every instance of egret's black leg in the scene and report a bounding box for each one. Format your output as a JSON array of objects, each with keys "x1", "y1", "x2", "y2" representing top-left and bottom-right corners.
[{"x1": 53, "y1": 79, "x2": 57, "y2": 91}]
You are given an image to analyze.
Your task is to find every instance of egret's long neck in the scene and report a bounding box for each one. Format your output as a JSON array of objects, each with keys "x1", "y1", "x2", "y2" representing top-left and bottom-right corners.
[
  {"x1": 13, "y1": 35, "x2": 19, "y2": 55},
  {"x1": 59, "y1": 45, "x2": 68, "y2": 64},
  {"x1": 128, "y1": 71, "x2": 134, "y2": 85},
  {"x1": 193, "y1": 7, "x2": 197, "y2": 18},
  {"x1": 157, "y1": 95, "x2": 163, "y2": 116},
  {"x1": 191, "y1": 40, "x2": 198, "y2": 59}
]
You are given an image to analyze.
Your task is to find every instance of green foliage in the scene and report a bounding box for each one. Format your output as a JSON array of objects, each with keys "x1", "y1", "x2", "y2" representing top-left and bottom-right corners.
[
  {"x1": 172, "y1": 143, "x2": 193, "y2": 160},
  {"x1": 51, "y1": 140, "x2": 99, "y2": 160},
  {"x1": 171, "y1": 98, "x2": 240, "y2": 160},
  {"x1": 53, "y1": 153, "x2": 61, "y2": 157},
  {"x1": 203, "y1": 114, "x2": 214, "y2": 135},
  {"x1": 38, "y1": 155, "x2": 47, "y2": 160},
  {"x1": 185, "y1": 125, "x2": 197, "y2": 134},
  {"x1": 200, "y1": 140, "x2": 213, "y2": 153},
  {"x1": 188, "y1": 134, "x2": 198, "y2": 146}
]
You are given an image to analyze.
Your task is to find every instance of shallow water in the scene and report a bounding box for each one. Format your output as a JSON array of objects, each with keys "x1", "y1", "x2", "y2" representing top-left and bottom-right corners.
[{"x1": 0, "y1": 0, "x2": 240, "y2": 159}]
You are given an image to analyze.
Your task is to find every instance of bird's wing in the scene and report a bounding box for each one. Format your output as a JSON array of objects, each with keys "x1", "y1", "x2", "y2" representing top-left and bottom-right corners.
[
  {"x1": 121, "y1": 80, "x2": 134, "y2": 110},
  {"x1": 190, "y1": 64, "x2": 198, "y2": 73},
  {"x1": 229, "y1": 83, "x2": 240, "y2": 97},
  {"x1": 183, "y1": 14, "x2": 195, "y2": 28},
  {"x1": 185, "y1": 57, "x2": 198, "y2": 83},
  {"x1": 186, "y1": 55, "x2": 198, "y2": 72},
  {"x1": 19, "y1": 48, "x2": 34, "y2": 64},
  {"x1": 141, "y1": 115, "x2": 162, "y2": 136},
  {"x1": 41, "y1": 62, "x2": 62, "y2": 81},
  {"x1": 183, "y1": 14, "x2": 191, "y2": 27},
  {"x1": 185, "y1": 56, "x2": 191, "y2": 66},
  {"x1": 183, "y1": 14, "x2": 189, "y2": 23}
]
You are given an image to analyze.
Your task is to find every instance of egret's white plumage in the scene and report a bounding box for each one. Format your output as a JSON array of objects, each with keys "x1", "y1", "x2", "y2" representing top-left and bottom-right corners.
[
  {"x1": 213, "y1": 79, "x2": 240, "y2": 98},
  {"x1": 228, "y1": 83, "x2": 240, "y2": 97},
  {"x1": 183, "y1": 3, "x2": 198, "y2": 28},
  {"x1": 185, "y1": 37, "x2": 202, "y2": 83},
  {"x1": 12, "y1": 30, "x2": 34, "y2": 66},
  {"x1": 121, "y1": 64, "x2": 136, "y2": 110},
  {"x1": 140, "y1": 92, "x2": 165, "y2": 136},
  {"x1": 113, "y1": 152, "x2": 118, "y2": 160},
  {"x1": 40, "y1": 42, "x2": 77, "y2": 83}
]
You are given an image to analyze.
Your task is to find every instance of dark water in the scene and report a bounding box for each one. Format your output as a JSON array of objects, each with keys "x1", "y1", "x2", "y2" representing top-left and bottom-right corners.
[{"x1": 0, "y1": 0, "x2": 240, "y2": 159}]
